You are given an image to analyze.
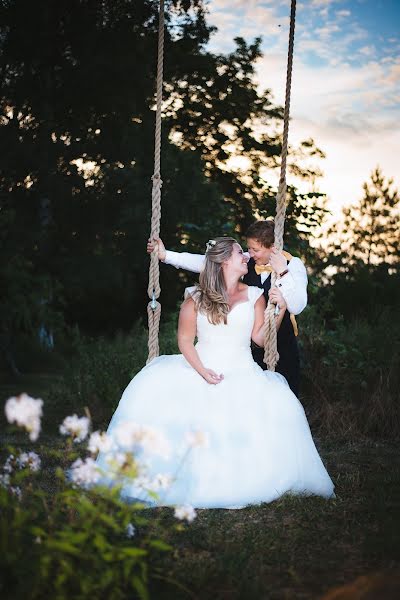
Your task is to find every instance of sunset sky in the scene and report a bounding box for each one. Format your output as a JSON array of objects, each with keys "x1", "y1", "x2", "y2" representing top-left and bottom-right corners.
[{"x1": 204, "y1": 0, "x2": 400, "y2": 219}]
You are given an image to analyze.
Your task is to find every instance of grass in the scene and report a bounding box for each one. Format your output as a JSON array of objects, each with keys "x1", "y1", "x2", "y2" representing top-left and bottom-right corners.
[
  {"x1": 148, "y1": 442, "x2": 400, "y2": 599},
  {"x1": 1, "y1": 371, "x2": 400, "y2": 599}
]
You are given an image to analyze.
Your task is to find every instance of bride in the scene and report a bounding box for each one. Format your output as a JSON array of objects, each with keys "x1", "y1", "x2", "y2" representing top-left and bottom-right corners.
[{"x1": 96, "y1": 237, "x2": 334, "y2": 508}]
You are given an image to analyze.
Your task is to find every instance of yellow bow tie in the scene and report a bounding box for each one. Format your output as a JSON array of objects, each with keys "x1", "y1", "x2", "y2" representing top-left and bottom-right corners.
[
  {"x1": 254, "y1": 251, "x2": 293, "y2": 275},
  {"x1": 254, "y1": 264, "x2": 273, "y2": 275}
]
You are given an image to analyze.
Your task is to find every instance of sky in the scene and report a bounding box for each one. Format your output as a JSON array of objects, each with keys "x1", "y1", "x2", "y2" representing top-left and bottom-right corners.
[{"x1": 203, "y1": 0, "x2": 400, "y2": 219}]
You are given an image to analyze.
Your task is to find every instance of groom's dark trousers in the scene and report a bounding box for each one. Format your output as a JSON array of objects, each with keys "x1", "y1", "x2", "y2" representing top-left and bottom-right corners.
[{"x1": 243, "y1": 258, "x2": 300, "y2": 397}]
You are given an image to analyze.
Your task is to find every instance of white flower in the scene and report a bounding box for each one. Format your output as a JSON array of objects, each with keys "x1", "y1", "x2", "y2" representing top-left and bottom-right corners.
[
  {"x1": 3, "y1": 454, "x2": 15, "y2": 474},
  {"x1": 114, "y1": 422, "x2": 170, "y2": 458},
  {"x1": 136, "y1": 473, "x2": 173, "y2": 493},
  {"x1": 60, "y1": 414, "x2": 90, "y2": 442},
  {"x1": 185, "y1": 430, "x2": 210, "y2": 449},
  {"x1": 105, "y1": 451, "x2": 129, "y2": 469},
  {"x1": 17, "y1": 451, "x2": 41, "y2": 472},
  {"x1": 10, "y1": 486, "x2": 22, "y2": 500},
  {"x1": 174, "y1": 504, "x2": 197, "y2": 523},
  {"x1": 5, "y1": 394, "x2": 43, "y2": 441},
  {"x1": 152, "y1": 473, "x2": 173, "y2": 490},
  {"x1": 88, "y1": 431, "x2": 114, "y2": 454},
  {"x1": 126, "y1": 523, "x2": 136, "y2": 538},
  {"x1": 0, "y1": 473, "x2": 10, "y2": 488},
  {"x1": 70, "y1": 457, "x2": 101, "y2": 488}
]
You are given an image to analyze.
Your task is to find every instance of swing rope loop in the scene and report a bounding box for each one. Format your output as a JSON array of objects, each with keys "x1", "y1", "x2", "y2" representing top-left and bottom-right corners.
[
  {"x1": 263, "y1": 0, "x2": 297, "y2": 371},
  {"x1": 147, "y1": 0, "x2": 165, "y2": 364}
]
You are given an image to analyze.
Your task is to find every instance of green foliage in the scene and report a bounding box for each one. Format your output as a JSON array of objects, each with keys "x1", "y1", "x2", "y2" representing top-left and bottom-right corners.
[
  {"x1": 326, "y1": 166, "x2": 400, "y2": 271},
  {"x1": 0, "y1": 452, "x2": 175, "y2": 600},
  {"x1": 300, "y1": 299, "x2": 400, "y2": 441},
  {"x1": 321, "y1": 264, "x2": 400, "y2": 321},
  {"x1": 253, "y1": 185, "x2": 330, "y2": 262},
  {"x1": 0, "y1": 0, "x2": 329, "y2": 336},
  {"x1": 46, "y1": 317, "x2": 179, "y2": 429}
]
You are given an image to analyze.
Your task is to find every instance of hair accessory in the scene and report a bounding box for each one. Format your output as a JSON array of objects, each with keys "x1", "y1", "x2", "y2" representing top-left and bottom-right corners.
[{"x1": 205, "y1": 239, "x2": 216, "y2": 253}]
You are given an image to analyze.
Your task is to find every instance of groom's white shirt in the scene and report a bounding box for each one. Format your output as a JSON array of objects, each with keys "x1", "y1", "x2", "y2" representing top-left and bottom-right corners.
[{"x1": 163, "y1": 250, "x2": 308, "y2": 316}]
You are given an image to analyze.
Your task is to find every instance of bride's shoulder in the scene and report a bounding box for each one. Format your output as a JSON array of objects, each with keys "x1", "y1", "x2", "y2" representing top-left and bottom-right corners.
[
  {"x1": 246, "y1": 285, "x2": 265, "y2": 303},
  {"x1": 184, "y1": 285, "x2": 200, "y2": 302}
]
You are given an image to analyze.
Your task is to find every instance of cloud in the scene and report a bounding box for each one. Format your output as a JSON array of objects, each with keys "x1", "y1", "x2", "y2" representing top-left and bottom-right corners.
[
  {"x1": 205, "y1": 0, "x2": 400, "y2": 214},
  {"x1": 336, "y1": 9, "x2": 351, "y2": 18}
]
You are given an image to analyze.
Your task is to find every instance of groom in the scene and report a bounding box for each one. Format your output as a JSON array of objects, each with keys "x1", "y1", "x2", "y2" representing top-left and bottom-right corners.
[{"x1": 148, "y1": 220, "x2": 307, "y2": 396}]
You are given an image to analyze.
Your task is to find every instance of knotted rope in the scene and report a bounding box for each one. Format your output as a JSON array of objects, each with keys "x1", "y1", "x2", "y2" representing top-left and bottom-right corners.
[
  {"x1": 264, "y1": 0, "x2": 297, "y2": 370},
  {"x1": 147, "y1": 0, "x2": 164, "y2": 363}
]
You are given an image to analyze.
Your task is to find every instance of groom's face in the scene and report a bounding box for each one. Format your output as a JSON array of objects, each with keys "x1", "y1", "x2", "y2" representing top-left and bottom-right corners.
[{"x1": 247, "y1": 238, "x2": 272, "y2": 265}]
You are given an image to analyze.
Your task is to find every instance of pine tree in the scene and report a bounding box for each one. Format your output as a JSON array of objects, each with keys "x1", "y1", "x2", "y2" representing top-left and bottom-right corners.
[{"x1": 329, "y1": 167, "x2": 399, "y2": 271}]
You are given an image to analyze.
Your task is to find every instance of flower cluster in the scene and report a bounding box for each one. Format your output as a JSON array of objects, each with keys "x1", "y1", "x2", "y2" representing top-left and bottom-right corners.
[
  {"x1": 174, "y1": 505, "x2": 197, "y2": 523},
  {"x1": 3, "y1": 454, "x2": 15, "y2": 474},
  {"x1": 70, "y1": 457, "x2": 102, "y2": 489},
  {"x1": 126, "y1": 523, "x2": 136, "y2": 538},
  {"x1": 114, "y1": 422, "x2": 171, "y2": 458},
  {"x1": 88, "y1": 431, "x2": 114, "y2": 454},
  {"x1": 0, "y1": 473, "x2": 10, "y2": 488},
  {"x1": 185, "y1": 430, "x2": 210, "y2": 449},
  {"x1": 3, "y1": 393, "x2": 211, "y2": 524},
  {"x1": 135, "y1": 473, "x2": 173, "y2": 493},
  {"x1": 5, "y1": 394, "x2": 43, "y2": 441},
  {"x1": 17, "y1": 451, "x2": 41, "y2": 472},
  {"x1": 60, "y1": 414, "x2": 90, "y2": 443}
]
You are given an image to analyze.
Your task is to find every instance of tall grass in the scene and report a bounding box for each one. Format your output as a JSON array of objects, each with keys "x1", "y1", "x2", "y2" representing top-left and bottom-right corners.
[
  {"x1": 300, "y1": 306, "x2": 400, "y2": 441},
  {"x1": 44, "y1": 306, "x2": 400, "y2": 441},
  {"x1": 46, "y1": 316, "x2": 179, "y2": 430}
]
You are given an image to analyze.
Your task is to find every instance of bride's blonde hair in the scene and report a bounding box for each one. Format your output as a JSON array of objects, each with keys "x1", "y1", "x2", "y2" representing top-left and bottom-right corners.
[{"x1": 195, "y1": 237, "x2": 238, "y2": 325}]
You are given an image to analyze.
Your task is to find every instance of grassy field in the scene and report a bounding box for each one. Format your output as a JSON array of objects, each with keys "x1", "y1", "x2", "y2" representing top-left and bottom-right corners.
[
  {"x1": 145, "y1": 440, "x2": 400, "y2": 599},
  {"x1": 1, "y1": 371, "x2": 400, "y2": 599}
]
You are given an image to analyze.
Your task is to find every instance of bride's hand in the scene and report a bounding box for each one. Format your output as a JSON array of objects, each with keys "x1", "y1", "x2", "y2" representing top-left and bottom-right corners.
[
  {"x1": 200, "y1": 368, "x2": 224, "y2": 385},
  {"x1": 147, "y1": 237, "x2": 166, "y2": 261},
  {"x1": 269, "y1": 287, "x2": 287, "y2": 311}
]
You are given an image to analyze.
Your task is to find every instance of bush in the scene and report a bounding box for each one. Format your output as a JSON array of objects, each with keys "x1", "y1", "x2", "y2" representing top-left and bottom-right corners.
[
  {"x1": 0, "y1": 478, "x2": 170, "y2": 600},
  {"x1": 300, "y1": 304, "x2": 400, "y2": 441},
  {"x1": 0, "y1": 386, "x2": 197, "y2": 600},
  {"x1": 46, "y1": 315, "x2": 179, "y2": 430}
]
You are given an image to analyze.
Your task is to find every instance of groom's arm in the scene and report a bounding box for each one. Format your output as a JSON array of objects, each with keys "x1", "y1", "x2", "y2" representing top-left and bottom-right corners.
[
  {"x1": 275, "y1": 257, "x2": 308, "y2": 315},
  {"x1": 164, "y1": 249, "x2": 250, "y2": 272},
  {"x1": 163, "y1": 250, "x2": 205, "y2": 273},
  {"x1": 148, "y1": 237, "x2": 205, "y2": 273}
]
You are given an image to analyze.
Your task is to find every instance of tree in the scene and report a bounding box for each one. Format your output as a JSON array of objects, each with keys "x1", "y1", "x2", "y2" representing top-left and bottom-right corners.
[
  {"x1": 166, "y1": 35, "x2": 326, "y2": 235},
  {"x1": 320, "y1": 168, "x2": 400, "y2": 319},
  {"x1": 0, "y1": 0, "x2": 328, "y2": 338},
  {"x1": 328, "y1": 167, "x2": 399, "y2": 271}
]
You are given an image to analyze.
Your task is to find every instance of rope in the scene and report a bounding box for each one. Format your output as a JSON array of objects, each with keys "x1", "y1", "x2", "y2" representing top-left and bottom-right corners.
[
  {"x1": 147, "y1": 0, "x2": 165, "y2": 363},
  {"x1": 263, "y1": 0, "x2": 297, "y2": 370}
]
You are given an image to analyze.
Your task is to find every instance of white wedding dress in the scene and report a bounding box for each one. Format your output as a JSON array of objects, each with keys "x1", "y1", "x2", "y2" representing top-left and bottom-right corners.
[{"x1": 96, "y1": 286, "x2": 334, "y2": 508}]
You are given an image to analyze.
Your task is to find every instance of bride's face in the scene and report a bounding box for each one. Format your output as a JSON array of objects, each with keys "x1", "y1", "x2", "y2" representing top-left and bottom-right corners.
[{"x1": 226, "y1": 243, "x2": 249, "y2": 276}]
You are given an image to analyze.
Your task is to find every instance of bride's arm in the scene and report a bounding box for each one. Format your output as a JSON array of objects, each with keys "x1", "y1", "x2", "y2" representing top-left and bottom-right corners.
[
  {"x1": 251, "y1": 293, "x2": 286, "y2": 347},
  {"x1": 178, "y1": 298, "x2": 223, "y2": 385}
]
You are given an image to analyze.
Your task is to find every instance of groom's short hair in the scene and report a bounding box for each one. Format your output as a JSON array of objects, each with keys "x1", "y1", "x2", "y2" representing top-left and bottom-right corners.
[{"x1": 245, "y1": 219, "x2": 275, "y2": 248}]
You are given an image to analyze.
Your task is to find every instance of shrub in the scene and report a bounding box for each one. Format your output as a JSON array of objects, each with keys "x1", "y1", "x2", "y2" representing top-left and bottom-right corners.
[
  {"x1": 300, "y1": 305, "x2": 400, "y2": 441},
  {"x1": 0, "y1": 388, "x2": 198, "y2": 600},
  {"x1": 46, "y1": 315, "x2": 179, "y2": 430}
]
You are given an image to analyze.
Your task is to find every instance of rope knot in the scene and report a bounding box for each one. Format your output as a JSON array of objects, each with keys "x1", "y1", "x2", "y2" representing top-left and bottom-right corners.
[{"x1": 151, "y1": 173, "x2": 163, "y2": 188}]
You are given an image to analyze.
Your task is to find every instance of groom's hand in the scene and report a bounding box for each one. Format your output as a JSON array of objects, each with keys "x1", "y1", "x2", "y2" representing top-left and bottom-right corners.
[
  {"x1": 147, "y1": 237, "x2": 166, "y2": 261},
  {"x1": 201, "y1": 368, "x2": 224, "y2": 385},
  {"x1": 269, "y1": 247, "x2": 287, "y2": 274}
]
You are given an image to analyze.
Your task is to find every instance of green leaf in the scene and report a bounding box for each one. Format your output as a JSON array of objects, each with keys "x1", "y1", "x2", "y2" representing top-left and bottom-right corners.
[
  {"x1": 148, "y1": 539, "x2": 172, "y2": 552},
  {"x1": 121, "y1": 547, "x2": 148, "y2": 559},
  {"x1": 132, "y1": 575, "x2": 149, "y2": 600}
]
